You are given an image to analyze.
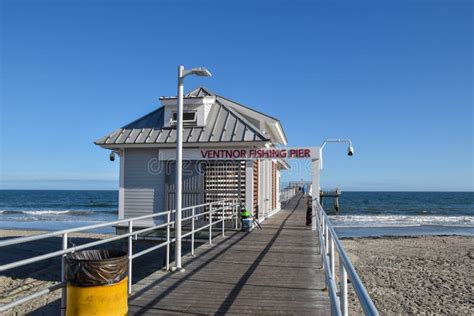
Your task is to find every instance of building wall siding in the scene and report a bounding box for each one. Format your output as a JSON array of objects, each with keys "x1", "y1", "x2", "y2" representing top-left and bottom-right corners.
[
  {"x1": 276, "y1": 166, "x2": 281, "y2": 209},
  {"x1": 165, "y1": 161, "x2": 205, "y2": 211},
  {"x1": 258, "y1": 159, "x2": 273, "y2": 217},
  {"x1": 123, "y1": 149, "x2": 165, "y2": 222},
  {"x1": 256, "y1": 159, "x2": 281, "y2": 217},
  {"x1": 272, "y1": 162, "x2": 276, "y2": 210},
  {"x1": 121, "y1": 148, "x2": 283, "y2": 225}
]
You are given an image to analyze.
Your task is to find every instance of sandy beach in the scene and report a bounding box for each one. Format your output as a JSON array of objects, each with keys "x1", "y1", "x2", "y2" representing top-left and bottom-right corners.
[
  {"x1": 1, "y1": 230, "x2": 473, "y2": 315},
  {"x1": 0, "y1": 229, "x2": 171, "y2": 315},
  {"x1": 0, "y1": 230, "x2": 114, "y2": 315},
  {"x1": 343, "y1": 236, "x2": 473, "y2": 315}
]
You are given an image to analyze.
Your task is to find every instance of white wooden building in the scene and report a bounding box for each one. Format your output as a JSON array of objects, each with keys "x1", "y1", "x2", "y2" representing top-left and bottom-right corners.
[{"x1": 95, "y1": 87, "x2": 289, "y2": 227}]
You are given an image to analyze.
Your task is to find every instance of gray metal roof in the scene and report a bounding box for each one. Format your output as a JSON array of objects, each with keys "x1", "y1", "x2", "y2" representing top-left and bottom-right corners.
[{"x1": 95, "y1": 89, "x2": 270, "y2": 146}]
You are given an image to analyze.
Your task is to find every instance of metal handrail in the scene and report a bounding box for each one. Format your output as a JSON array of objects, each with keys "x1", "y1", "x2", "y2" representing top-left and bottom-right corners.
[
  {"x1": 313, "y1": 199, "x2": 379, "y2": 316},
  {"x1": 280, "y1": 187, "x2": 297, "y2": 204},
  {"x1": 0, "y1": 201, "x2": 230, "y2": 248},
  {"x1": 0, "y1": 198, "x2": 240, "y2": 313}
]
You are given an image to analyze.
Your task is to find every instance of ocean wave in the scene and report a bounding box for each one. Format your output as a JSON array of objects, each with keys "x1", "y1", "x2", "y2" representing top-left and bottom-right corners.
[
  {"x1": 24, "y1": 210, "x2": 72, "y2": 215},
  {"x1": 329, "y1": 215, "x2": 474, "y2": 228},
  {"x1": 0, "y1": 209, "x2": 98, "y2": 216}
]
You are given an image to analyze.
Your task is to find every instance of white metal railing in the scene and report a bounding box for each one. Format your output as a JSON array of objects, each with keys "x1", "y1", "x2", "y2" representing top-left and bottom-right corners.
[
  {"x1": 0, "y1": 199, "x2": 240, "y2": 314},
  {"x1": 313, "y1": 199, "x2": 379, "y2": 316},
  {"x1": 280, "y1": 186, "x2": 297, "y2": 204}
]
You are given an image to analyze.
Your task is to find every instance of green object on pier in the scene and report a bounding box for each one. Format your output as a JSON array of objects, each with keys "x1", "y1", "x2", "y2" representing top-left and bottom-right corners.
[{"x1": 240, "y1": 208, "x2": 251, "y2": 219}]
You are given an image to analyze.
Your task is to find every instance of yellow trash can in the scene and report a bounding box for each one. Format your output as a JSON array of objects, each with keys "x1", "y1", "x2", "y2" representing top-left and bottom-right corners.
[{"x1": 65, "y1": 249, "x2": 128, "y2": 316}]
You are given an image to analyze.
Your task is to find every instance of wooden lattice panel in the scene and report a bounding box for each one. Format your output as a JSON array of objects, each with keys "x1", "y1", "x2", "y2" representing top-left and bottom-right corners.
[{"x1": 204, "y1": 161, "x2": 245, "y2": 219}]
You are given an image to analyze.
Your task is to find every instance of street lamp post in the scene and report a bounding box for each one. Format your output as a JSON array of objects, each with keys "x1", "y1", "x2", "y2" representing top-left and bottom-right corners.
[
  {"x1": 311, "y1": 139, "x2": 354, "y2": 231},
  {"x1": 175, "y1": 65, "x2": 212, "y2": 270},
  {"x1": 319, "y1": 138, "x2": 354, "y2": 170}
]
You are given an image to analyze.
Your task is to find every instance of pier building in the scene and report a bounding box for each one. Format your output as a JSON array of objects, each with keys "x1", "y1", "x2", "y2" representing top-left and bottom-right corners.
[{"x1": 95, "y1": 87, "x2": 289, "y2": 227}]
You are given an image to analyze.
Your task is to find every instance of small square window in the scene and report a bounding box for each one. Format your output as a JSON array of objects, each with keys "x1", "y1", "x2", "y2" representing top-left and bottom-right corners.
[{"x1": 171, "y1": 111, "x2": 197, "y2": 125}]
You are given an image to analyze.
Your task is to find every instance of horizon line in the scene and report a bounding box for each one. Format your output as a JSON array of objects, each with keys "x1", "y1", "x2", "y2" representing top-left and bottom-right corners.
[{"x1": 0, "y1": 189, "x2": 472, "y2": 193}]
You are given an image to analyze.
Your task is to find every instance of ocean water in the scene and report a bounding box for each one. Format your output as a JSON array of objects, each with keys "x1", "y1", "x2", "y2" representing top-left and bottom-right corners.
[
  {"x1": 0, "y1": 190, "x2": 118, "y2": 233},
  {"x1": 325, "y1": 192, "x2": 474, "y2": 237},
  {"x1": 0, "y1": 190, "x2": 472, "y2": 236}
]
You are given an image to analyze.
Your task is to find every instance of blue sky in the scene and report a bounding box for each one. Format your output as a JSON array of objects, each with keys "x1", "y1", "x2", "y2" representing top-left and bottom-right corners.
[{"x1": 1, "y1": 0, "x2": 472, "y2": 191}]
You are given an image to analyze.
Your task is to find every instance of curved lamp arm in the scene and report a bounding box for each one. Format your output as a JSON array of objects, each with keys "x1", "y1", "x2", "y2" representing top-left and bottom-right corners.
[
  {"x1": 319, "y1": 138, "x2": 354, "y2": 170},
  {"x1": 320, "y1": 139, "x2": 353, "y2": 151}
]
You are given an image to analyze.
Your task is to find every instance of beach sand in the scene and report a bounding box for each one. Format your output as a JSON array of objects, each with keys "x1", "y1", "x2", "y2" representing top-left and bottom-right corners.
[
  {"x1": 1, "y1": 230, "x2": 473, "y2": 315},
  {"x1": 343, "y1": 236, "x2": 473, "y2": 315},
  {"x1": 0, "y1": 230, "x2": 117, "y2": 315},
  {"x1": 0, "y1": 229, "x2": 170, "y2": 315}
]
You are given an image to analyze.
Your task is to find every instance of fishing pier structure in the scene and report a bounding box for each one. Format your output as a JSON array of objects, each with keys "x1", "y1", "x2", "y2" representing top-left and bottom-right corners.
[
  {"x1": 0, "y1": 85, "x2": 378, "y2": 315},
  {"x1": 0, "y1": 192, "x2": 378, "y2": 315},
  {"x1": 320, "y1": 188, "x2": 342, "y2": 212}
]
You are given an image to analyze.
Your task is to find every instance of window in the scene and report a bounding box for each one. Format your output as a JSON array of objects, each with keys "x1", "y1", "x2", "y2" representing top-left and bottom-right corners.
[{"x1": 170, "y1": 111, "x2": 197, "y2": 125}]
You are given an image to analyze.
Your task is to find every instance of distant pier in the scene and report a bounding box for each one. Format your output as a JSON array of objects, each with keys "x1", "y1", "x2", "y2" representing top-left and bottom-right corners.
[{"x1": 320, "y1": 188, "x2": 342, "y2": 212}]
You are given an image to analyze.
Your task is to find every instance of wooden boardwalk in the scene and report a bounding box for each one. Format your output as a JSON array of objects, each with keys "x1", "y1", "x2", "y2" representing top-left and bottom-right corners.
[{"x1": 128, "y1": 194, "x2": 330, "y2": 315}]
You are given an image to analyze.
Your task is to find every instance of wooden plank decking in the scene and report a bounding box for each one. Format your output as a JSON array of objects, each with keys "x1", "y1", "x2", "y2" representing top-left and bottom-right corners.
[{"x1": 128, "y1": 194, "x2": 330, "y2": 315}]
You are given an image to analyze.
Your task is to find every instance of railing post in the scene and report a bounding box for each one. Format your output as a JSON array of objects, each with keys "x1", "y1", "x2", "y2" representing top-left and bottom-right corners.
[
  {"x1": 339, "y1": 254, "x2": 348, "y2": 316},
  {"x1": 324, "y1": 219, "x2": 329, "y2": 256},
  {"x1": 322, "y1": 214, "x2": 325, "y2": 239},
  {"x1": 321, "y1": 213, "x2": 325, "y2": 233},
  {"x1": 166, "y1": 212, "x2": 170, "y2": 269},
  {"x1": 128, "y1": 220, "x2": 133, "y2": 294},
  {"x1": 209, "y1": 203, "x2": 213, "y2": 245},
  {"x1": 231, "y1": 203, "x2": 235, "y2": 229},
  {"x1": 330, "y1": 235, "x2": 335, "y2": 279},
  {"x1": 191, "y1": 207, "x2": 195, "y2": 256},
  {"x1": 230, "y1": 202, "x2": 234, "y2": 229},
  {"x1": 235, "y1": 201, "x2": 239, "y2": 229},
  {"x1": 237, "y1": 201, "x2": 241, "y2": 230},
  {"x1": 221, "y1": 201, "x2": 225, "y2": 237},
  {"x1": 60, "y1": 233, "x2": 68, "y2": 316},
  {"x1": 322, "y1": 215, "x2": 328, "y2": 277}
]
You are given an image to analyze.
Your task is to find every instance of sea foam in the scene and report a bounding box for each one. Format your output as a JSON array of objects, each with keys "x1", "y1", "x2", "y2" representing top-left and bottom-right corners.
[{"x1": 330, "y1": 215, "x2": 474, "y2": 227}]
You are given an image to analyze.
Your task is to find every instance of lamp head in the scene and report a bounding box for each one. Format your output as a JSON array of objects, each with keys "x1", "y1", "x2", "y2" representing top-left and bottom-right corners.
[
  {"x1": 189, "y1": 67, "x2": 212, "y2": 77},
  {"x1": 347, "y1": 146, "x2": 354, "y2": 156}
]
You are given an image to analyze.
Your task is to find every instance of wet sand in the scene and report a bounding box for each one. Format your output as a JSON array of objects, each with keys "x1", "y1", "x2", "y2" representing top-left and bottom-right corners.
[
  {"x1": 1, "y1": 230, "x2": 473, "y2": 315},
  {"x1": 343, "y1": 235, "x2": 473, "y2": 315}
]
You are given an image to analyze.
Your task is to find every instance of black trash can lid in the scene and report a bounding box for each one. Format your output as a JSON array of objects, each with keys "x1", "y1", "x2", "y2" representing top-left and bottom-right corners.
[
  {"x1": 66, "y1": 249, "x2": 128, "y2": 287},
  {"x1": 67, "y1": 249, "x2": 126, "y2": 261}
]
